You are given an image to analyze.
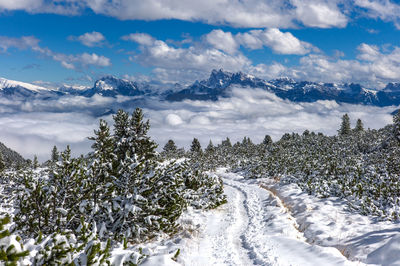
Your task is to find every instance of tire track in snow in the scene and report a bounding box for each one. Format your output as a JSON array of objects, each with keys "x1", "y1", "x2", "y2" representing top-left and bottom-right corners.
[
  {"x1": 180, "y1": 182, "x2": 255, "y2": 266},
  {"x1": 219, "y1": 171, "x2": 361, "y2": 266}
]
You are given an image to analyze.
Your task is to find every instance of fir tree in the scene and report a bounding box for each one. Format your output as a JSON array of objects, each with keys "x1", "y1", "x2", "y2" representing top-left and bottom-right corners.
[
  {"x1": 113, "y1": 109, "x2": 130, "y2": 161},
  {"x1": 163, "y1": 140, "x2": 178, "y2": 158},
  {"x1": 129, "y1": 108, "x2": 158, "y2": 161},
  {"x1": 221, "y1": 137, "x2": 232, "y2": 148},
  {"x1": 33, "y1": 155, "x2": 39, "y2": 169},
  {"x1": 51, "y1": 145, "x2": 59, "y2": 163},
  {"x1": 205, "y1": 140, "x2": 215, "y2": 154},
  {"x1": 339, "y1": 113, "x2": 351, "y2": 135},
  {"x1": 87, "y1": 119, "x2": 115, "y2": 216},
  {"x1": 394, "y1": 110, "x2": 400, "y2": 143},
  {"x1": 263, "y1": 135, "x2": 273, "y2": 146},
  {"x1": 190, "y1": 138, "x2": 202, "y2": 154},
  {"x1": 355, "y1": 118, "x2": 364, "y2": 132}
]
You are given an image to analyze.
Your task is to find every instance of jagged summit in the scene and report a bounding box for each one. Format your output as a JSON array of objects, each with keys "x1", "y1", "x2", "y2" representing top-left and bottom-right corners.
[{"x1": 83, "y1": 76, "x2": 145, "y2": 97}]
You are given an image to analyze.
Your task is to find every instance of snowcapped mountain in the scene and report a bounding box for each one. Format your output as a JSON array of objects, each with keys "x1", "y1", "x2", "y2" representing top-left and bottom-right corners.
[
  {"x1": 82, "y1": 76, "x2": 147, "y2": 97},
  {"x1": 166, "y1": 69, "x2": 382, "y2": 106},
  {"x1": 166, "y1": 69, "x2": 269, "y2": 101},
  {"x1": 0, "y1": 77, "x2": 61, "y2": 98},
  {"x1": 2, "y1": 70, "x2": 400, "y2": 106}
]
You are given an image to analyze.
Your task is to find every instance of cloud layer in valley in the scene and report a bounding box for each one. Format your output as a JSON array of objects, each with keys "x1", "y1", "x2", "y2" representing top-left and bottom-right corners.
[{"x1": 0, "y1": 87, "x2": 394, "y2": 161}]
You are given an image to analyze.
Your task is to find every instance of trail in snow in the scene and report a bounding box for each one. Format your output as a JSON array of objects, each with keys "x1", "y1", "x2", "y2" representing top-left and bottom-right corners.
[{"x1": 180, "y1": 170, "x2": 361, "y2": 266}]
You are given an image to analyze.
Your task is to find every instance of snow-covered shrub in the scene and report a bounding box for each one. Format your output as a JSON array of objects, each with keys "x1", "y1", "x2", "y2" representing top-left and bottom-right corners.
[
  {"x1": 0, "y1": 215, "x2": 29, "y2": 265},
  {"x1": 14, "y1": 108, "x2": 227, "y2": 251}
]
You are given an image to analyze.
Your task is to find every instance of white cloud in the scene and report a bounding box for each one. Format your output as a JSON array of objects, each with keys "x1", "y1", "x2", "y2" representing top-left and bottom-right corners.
[
  {"x1": 355, "y1": 0, "x2": 400, "y2": 29},
  {"x1": 75, "y1": 31, "x2": 105, "y2": 47},
  {"x1": 0, "y1": 36, "x2": 39, "y2": 52},
  {"x1": 0, "y1": 0, "x2": 350, "y2": 29},
  {"x1": 0, "y1": 0, "x2": 82, "y2": 15},
  {"x1": 237, "y1": 28, "x2": 315, "y2": 55},
  {"x1": 280, "y1": 43, "x2": 400, "y2": 88},
  {"x1": 123, "y1": 29, "x2": 315, "y2": 82},
  {"x1": 125, "y1": 33, "x2": 251, "y2": 82},
  {"x1": 205, "y1": 30, "x2": 238, "y2": 54},
  {"x1": 146, "y1": 87, "x2": 394, "y2": 151},
  {"x1": 292, "y1": 0, "x2": 348, "y2": 28},
  {"x1": 0, "y1": 35, "x2": 111, "y2": 70},
  {"x1": 79, "y1": 52, "x2": 111, "y2": 67},
  {"x1": 0, "y1": 86, "x2": 395, "y2": 161},
  {"x1": 121, "y1": 33, "x2": 155, "y2": 46}
]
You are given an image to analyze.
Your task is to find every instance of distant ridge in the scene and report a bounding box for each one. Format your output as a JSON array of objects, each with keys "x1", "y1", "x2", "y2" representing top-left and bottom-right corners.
[{"x1": 2, "y1": 70, "x2": 400, "y2": 107}]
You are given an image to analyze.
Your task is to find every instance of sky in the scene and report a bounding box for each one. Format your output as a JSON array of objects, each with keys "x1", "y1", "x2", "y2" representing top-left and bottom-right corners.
[
  {"x1": 1, "y1": 0, "x2": 400, "y2": 88},
  {"x1": 1, "y1": 0, "x2": 400, "y2": 161}
]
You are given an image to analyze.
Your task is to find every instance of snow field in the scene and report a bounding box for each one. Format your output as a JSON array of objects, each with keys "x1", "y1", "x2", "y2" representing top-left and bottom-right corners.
[{"x1": 260, "y1": 174, "x2": 400, "y2": 265}]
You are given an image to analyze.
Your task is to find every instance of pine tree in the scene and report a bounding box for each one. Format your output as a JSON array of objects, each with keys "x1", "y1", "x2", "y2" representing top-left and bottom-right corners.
[
  {"x1": 163, "y1": 140, "x2": 177, "y2": 158},
  {"x1": 221, "y1": 137, "x2": 232, "y2": 148},
  {"x1": 129, "y1": 108, "x2": 158, "y2": 161},
  {"x1": 113, "y1": 109, "x2": 130, "y2": 161},
  {"x1": 0, "y1": 152, "x2": 5, "y2": 173},
  {"x1": 355, "y1": 118, "x2": 364, "y2": 132},
  {"x1": 263, "y1": 135, "x2": 273, "y2": 146},
  {"x1": 33, "y1": 155, "x2": 39, "y2": 169},
  {"x1": 394, "y1": 110, "x2": 400, "y2": 143},
  {"x1": 339, "y1": 113, "x2": 351, "y2": 136},
  {"x1": 205, "y1": 140, "x2": 215, "y2": 154},
  {"x1": 51, "y1": 145, "x2": 59, "y2": 163},
  {"x1": 87, "y1": 119, "x2": 115, "y2": 221},
  {"x1": 190, "y1": 138, "x2": 202, "y2": 154}
]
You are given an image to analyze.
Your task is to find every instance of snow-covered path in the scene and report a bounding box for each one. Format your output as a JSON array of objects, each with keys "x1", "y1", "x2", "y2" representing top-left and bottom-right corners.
[{"x1": 180, "y1": 170, "x2": 361, "y2": 266}]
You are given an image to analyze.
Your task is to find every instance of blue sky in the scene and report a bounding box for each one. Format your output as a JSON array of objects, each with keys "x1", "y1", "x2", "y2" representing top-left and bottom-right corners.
[{"x1": 1, "y1": 0, "x2": 400, "y2": 88}]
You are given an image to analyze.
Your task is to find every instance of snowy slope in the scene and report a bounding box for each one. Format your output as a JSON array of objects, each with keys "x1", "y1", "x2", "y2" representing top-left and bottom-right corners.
[
  {"x1": 0, "y1": 77, "x2": 50, "y2": 92},
  {"x1": 177, "y1": 170, "x2": 358, "y2": 266},
  {"x1": 3, "y1": 168, "x2": 400, "y2": 265}
]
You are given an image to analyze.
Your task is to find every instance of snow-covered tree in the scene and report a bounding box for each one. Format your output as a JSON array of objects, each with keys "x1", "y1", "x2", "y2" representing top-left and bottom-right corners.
[
  {"x1": 129, "y1": 108, "x2": 158, "y2": 161},
  {"x1": 263, "y1": 135, "x2": 273, "y2": 146},
  {"x1": 339, "y1": 113, "x2": 351, "y2": 135},
  {"x1": 51, "y1": 145, "x2": 59, "y2": 163},
  {"x1": 162, "y1": 140, "x2": 178, "y2": 159},
  {"x1": 355, "y1": 118, "x2": 364, "y2": 133},
  {"x1": 190, "y1": 138, "x2": 202, "y2": 155},
  {"x1": 33, "y1": 155, "x2": 39, "y2": 169},
  {"x1": 0, "y1": 215, "x2": 29, "y2": 265},
  {"x1": 393, "y1": 110, "x2": 400, "y2": 143}
]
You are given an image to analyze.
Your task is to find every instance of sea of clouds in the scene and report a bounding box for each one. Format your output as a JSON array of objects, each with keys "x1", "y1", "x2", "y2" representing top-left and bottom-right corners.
[{"x1": 0, "y1": 86, "x2": 395, "y2": 161}]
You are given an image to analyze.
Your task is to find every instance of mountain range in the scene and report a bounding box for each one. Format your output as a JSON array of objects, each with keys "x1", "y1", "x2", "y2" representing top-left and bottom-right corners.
[{"x1": 2, "y1": 70, "x2": 400, "y2": 107}]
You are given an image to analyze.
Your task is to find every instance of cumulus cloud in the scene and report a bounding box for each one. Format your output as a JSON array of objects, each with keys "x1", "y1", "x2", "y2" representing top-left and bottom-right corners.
[
  {"x1": 125, "y1": 33, "x2": 251, "y2": 82},
  {"x1": 205, "y1": 30, "x2": 238, "y2": 54},
  {"x1": 123, "y1": 29, "x2": 314, "y2": 82},
  {"x1": 282, "y1": 43, "x2": 400, "y2": 87},
  {"x1": 121, "y1": 33, "x2": 155, "y2": 46},
  {"x1": 0, "y1": 0, "x2": 82, "y2": 15},
  {"x1": 5, "y1": 1, "x2": 400, "y2": 30},
  {"x1": 0, "y1": 0, "x2": 350, "y2": 29},
  {"x1": 204, "y1": 28, "x2": 315, "y2": 55},
  {"x1": 236, "y1": 28, "x2": 315, "y2": 55},
  {"x1": 355, "y1": 0, "x2": 400, "y2": 29},
  {"x1": 69, "y1": 31, "x2": 106, "y2": 47},
  {"x1": 292, "y1": 0, "x2": 348, "y2": 28}
]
